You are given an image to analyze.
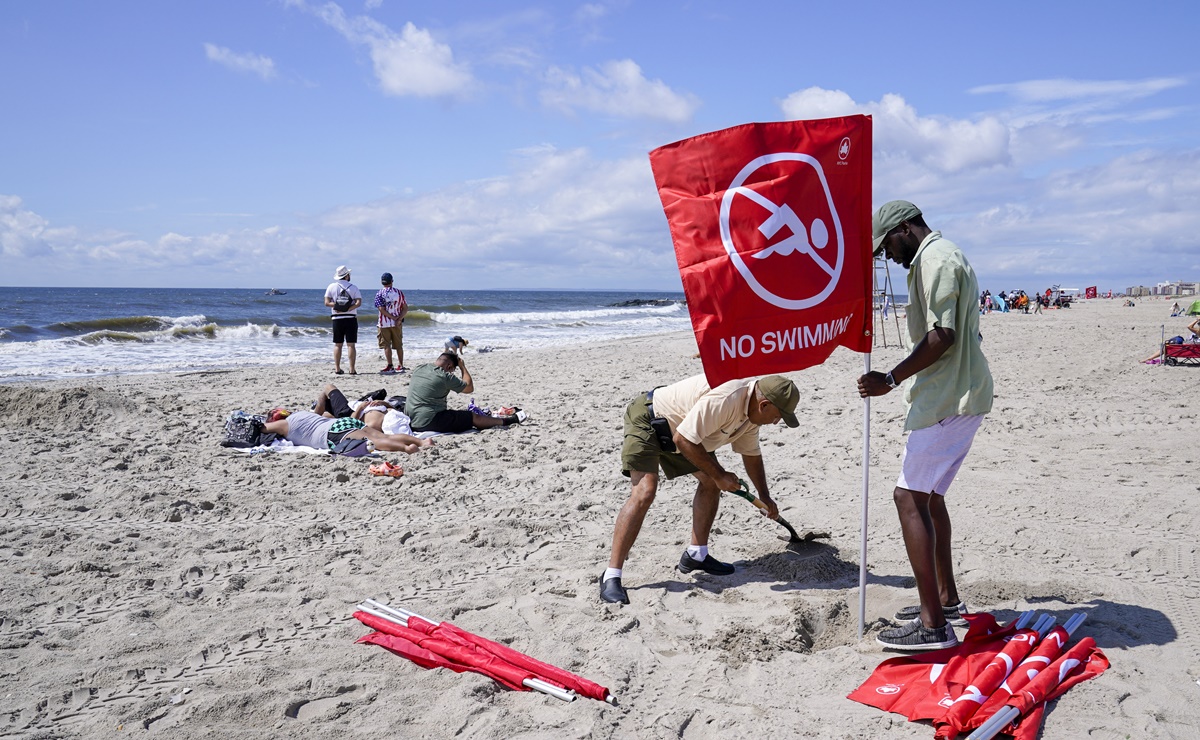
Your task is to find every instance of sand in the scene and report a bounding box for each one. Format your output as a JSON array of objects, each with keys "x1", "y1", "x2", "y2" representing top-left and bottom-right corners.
[{"x1": 1, "y1": 297, "x2": 1197, "y2": 738}]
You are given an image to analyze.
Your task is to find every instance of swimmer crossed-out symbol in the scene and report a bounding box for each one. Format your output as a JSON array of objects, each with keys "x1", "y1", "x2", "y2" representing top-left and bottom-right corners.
[
  {"x1": 719, "y1": 152, "x2": 844, "y2": 310},
  {"x1": 736, "y1": 188, "x2": 834, "y2": 277}
]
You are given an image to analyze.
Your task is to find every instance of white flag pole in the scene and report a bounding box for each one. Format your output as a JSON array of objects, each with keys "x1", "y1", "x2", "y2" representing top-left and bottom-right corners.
[{"x1": 858, "y1": 351, "x2": 871, "y2": 639}]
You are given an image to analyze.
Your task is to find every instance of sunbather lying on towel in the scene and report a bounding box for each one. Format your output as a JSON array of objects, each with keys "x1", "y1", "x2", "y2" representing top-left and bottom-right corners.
[{"x1": 262, "y1": 410, "x2": 431, "y2": 453}]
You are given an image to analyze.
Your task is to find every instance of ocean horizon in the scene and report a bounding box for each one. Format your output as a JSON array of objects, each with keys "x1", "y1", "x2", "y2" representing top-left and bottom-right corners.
[{"x1": 0, "y1": 287, "x2": 690, "y2": 381}]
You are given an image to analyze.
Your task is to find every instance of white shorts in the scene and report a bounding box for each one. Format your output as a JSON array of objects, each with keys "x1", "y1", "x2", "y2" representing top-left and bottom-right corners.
[{"x1": 897, "y1": 415, "x2": 984, "y2": 495}]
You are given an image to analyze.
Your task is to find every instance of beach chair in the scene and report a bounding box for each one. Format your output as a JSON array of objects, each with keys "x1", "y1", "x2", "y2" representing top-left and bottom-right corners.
[{"x1": 1164, "y1": 343, "x2": 1200, "y2": 367}]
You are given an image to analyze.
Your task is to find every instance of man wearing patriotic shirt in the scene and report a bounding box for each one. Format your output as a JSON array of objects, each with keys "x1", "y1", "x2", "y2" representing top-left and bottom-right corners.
[
  {"x1": 374, "y1": 272, "x2": 408, "y2": 374},
  {"x1": 600, "y1": 374, "x2": 800, "y2": 605},
  {"x1": 858, "y1": 200, "x2": 993, "y2": 651}
]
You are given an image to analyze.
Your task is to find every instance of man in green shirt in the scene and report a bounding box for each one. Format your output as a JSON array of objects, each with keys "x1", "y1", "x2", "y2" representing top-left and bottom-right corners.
[
  {"x1": 858, "y1": 200, "x2": 993, "y2": 651},
  {"x1": 404, "y1": 353, "x2": 525, "y2": 433}
]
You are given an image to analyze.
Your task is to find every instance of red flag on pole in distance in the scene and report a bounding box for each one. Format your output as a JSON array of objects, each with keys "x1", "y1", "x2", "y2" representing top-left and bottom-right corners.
[
  {"x1": 649, "y1": 117, "x2": 873, "y2": 387},
  {"x1": 1085, "y1": 286, "x2": 1098, "y2": 299}
]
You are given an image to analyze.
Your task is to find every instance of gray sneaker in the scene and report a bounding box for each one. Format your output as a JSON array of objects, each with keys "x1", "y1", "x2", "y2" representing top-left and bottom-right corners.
[
  {"x1": 876, "y1": 620, "x2": 958, "y2": 651},
  {"x1": 894, "y1": 601, "x2": 968, "y2": 627}
]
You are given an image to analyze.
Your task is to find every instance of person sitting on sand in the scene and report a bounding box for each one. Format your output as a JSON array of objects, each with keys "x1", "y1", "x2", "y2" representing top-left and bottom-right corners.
[
  {"x1": 262, "y1": 409, "x2": 430, "y2": 453},
  {"x1": 1170, "y1": 301, "x2": 1181, "y2": 316},
  {"x1": 404, "y1": 352, "x2": 525, "y2": 433},
  {"x1": 599, "y1": 374, "x2": 801, "y2": 605}
]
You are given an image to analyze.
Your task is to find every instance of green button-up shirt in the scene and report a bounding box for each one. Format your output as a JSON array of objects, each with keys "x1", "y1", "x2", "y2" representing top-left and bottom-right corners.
[{"x1": 903, "y1": 231, "x2": 994, "y2": 431}]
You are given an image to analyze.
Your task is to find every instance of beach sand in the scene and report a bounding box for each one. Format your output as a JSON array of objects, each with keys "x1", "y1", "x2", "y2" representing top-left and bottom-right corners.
[{"x1": 1, "y1": 298, "x2": 1197, "y2": 738}]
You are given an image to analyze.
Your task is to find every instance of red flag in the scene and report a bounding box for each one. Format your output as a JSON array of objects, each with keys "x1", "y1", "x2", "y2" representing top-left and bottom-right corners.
[
  {"x1": 932, "y1": 624, "x2": 1045, "y2": 738},
  {"x1": 968, "y1": 624, "x2": 1069, "y2": 730},
  {"x1": 354, "y1": 610, "x2": 612, "y2": 703},
  {"x1": 649, "y1": 117, "x2": 873, "y2": 387},
  {"x1": 998, "y1": 637, "x2": 1109, "y2": 740},
  {"x1": 1085, "y1": 286, "x2": 1098, "y2": 299},
  {"x1": 848, "y1": 614, "x2": 1014, "y2": 720}
]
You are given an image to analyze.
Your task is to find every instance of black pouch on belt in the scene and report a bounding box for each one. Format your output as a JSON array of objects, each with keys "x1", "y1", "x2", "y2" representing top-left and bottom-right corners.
[{"x1": 649, "y1": 415, "x2": 676, "y2": 452}]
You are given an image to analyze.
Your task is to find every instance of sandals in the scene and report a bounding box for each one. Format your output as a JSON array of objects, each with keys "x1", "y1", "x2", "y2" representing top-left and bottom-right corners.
[{"x1": 369, "y1": 461, "x2": 404, "y2": 478}]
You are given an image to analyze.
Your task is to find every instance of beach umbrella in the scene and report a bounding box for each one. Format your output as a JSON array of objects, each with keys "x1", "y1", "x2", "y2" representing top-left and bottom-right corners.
[
  {"x1": 848, "y1": 612, "x2": 1025, "y2": 722},
  {"x1": 965, "y1": 636, "x2": 1109, "y2": 740},
  {"x1": 355, "y1": 600, "x2": 615, "y2": 705},
  {"x1": 931, "y1": 614, "x2": 1055, "y2": 738},
  {"x1": 965, "y1": 613, "x2": 1086, "y2": 732}
]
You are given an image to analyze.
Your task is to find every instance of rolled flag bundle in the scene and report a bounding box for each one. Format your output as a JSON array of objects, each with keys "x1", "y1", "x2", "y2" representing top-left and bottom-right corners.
[
  {"x1": 933, "y1": 614, "x2": 1055, "y2": 738},
  {"x1": 965, "y1": 613, "x2": 1085, "y2": 732},
  {"x1": 966, "y1": 636, "x2": 1109, "y2": 740},
  {"x1": 354, "y1": 599, "x2": 615, "y2": 705}
]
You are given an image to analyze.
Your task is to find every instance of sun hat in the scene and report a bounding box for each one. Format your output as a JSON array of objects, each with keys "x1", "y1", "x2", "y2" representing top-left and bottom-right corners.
[
  {"x1": 757, "y1": 375, "x2": 800, "y2": 428},
  {"x1": 381, "y1": 272, "x2": 393, "y2": 284},
  {"x1": 872, "y1": 200, "x2": 922, "y2": 255},
  {"x1": 335, "y1": 265, "x2": 351, "y2": 279}
]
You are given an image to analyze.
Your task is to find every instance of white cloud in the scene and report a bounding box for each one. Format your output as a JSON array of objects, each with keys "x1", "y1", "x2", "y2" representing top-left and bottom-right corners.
[
  {"x1": 779, "y1": 87, "x2": 1011, "y2": 173},
  {"x1": 0, "y1": 147, "x2": 679, "y2": 288},
  {"x1": 364, "y1": 0, "x2": 382, "y2": 9},
  {"x1": 777, "y1": 85, "x2": 1200, "y2": 287},
  {"x1": 302, "y1": 1, "x2": 472, "y2": 97},
  {"x1": 541, "y1": 59, "x2": 699, "y2": 122},
  {"x1": 969, "y1": 77, "x2": 1185, "y2": 103},
  {"x1": 203, "y1": 43, "x2": 277, "y2": 81}
]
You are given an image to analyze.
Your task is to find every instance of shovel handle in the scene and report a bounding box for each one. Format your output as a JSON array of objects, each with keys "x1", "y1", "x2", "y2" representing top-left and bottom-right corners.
[{"x1": 734, "y1": 479, "x2": 804, "y2": 543}]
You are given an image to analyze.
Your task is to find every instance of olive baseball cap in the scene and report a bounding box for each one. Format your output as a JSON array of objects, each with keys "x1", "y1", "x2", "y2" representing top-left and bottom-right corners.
[
  {"x1": 872, "y1": 200, "x2": 922, "y2": 255},
  {"x1": 757, "y1": 375, "x2": 800, "y2": 428}
]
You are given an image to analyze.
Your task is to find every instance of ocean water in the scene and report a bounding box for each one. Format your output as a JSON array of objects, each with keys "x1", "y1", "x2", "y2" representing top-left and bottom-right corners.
[{"x1": 0, "y1": 287, "x2": 689, "y2": 381}]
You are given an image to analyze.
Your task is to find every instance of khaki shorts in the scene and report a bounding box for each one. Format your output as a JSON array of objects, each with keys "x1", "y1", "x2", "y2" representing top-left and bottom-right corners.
[
  {"x1": 620, "y1": 394, "x2": 706, "y2": 480},
  {"x1": 377, "y1": 325, "x2": 403, "y2": 351}
]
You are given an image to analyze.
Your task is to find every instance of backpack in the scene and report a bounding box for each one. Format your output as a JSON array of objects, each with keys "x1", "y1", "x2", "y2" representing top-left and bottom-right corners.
[
  {"x1": 333, "y1": 284, "x2": 354, "y2": 312},
  {"x1": 221, "y1": 411, "x2": 265, "y2": 448}
]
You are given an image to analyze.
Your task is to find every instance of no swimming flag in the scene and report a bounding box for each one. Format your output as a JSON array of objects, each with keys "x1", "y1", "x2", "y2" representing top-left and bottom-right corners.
[{"x1": 649, "y1": 117, "x2": 873, "y2": 387}]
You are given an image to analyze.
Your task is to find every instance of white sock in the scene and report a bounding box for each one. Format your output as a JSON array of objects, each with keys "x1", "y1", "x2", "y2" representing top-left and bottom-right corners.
[
  {"x1": 603, "y1": 567, "x2": 622, "y2": 581},
  {"x1": 686, "y1": 545, "x2": 708, "y2": 561}
]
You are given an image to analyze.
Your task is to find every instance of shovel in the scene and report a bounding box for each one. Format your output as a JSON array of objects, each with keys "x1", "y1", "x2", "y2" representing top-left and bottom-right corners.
[{"x1": 728, "y1": 478, "x2": 805, "y2": 545}]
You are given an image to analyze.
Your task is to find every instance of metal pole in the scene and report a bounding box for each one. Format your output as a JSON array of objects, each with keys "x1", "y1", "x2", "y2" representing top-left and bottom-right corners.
[{"x1": 858, "y1": 351, "x2": 871, "y2": 640}]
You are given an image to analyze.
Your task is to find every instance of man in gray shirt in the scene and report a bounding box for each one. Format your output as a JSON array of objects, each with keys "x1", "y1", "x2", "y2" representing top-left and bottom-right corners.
[{"x1": 262, "y1": 410, "x2": 431, "y2": 453}]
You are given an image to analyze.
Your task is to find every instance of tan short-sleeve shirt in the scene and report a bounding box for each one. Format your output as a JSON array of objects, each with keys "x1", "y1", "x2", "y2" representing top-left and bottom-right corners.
[{"x1": 650, "y1": 375, "x2": 762, "y2": 456}]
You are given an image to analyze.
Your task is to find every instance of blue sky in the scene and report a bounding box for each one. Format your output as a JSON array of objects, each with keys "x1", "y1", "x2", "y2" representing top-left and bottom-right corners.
[{"x1": 1, "y1": 0, "x2": 1197, "y2": 292}]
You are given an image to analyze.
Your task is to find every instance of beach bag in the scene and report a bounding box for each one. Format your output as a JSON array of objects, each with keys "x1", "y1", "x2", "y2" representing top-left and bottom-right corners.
[
  {"x1": 333, "y1": 284, "x2": 354, "y2": 312},
  {"x1": 221, "y1": 411, "x2": 265, "y2": 448}
]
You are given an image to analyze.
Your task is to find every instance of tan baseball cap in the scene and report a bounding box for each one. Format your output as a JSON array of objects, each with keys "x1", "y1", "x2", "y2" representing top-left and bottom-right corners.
[
  {"x1": 757, "y1": 375, "x2": 800, "y2": 428},
  {"x1": 872, "y1": 200, "x2": 922, "y2": 255}
]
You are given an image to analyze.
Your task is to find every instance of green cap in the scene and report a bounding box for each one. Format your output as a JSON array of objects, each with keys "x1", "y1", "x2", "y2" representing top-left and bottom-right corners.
[
  {"x1": 872, "y1": 200, "x2": 922, "y2": 255},
  {"x1": 757, "y1": 375, "x2": 800, "y2": 428}
]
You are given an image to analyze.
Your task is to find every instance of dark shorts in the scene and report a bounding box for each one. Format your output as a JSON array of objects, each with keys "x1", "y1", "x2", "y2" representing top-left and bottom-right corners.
[
  {"x1": 412, "y1": 409, "x2": 474, "y2": 434},
  {"x1": 620, "y1": 394, "x2": 704, "y2": 480},
  {"x1": 326, "y1": 417, "x2": 365, "y2": 448},
  {"x1": 326, "y1": 388, "x2": 353, "y2": 418},
  {"x1": 332, "y1": 316, "x2": 358, "y2": 344}
]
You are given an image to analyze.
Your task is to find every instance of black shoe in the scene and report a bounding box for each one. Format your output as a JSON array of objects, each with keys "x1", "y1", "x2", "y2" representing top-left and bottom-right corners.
[
  {"x1": 677, "y1": 551, "x2": 735, "y2": 576},
  {"x1": 894, "y1": 601, "x2": 969, "y2": 627},
  {"x1": 876, "y1": 620, "x2": 958, "y2": 651},
  {"x1": 599, "y1": 575, "x2": 629, "y2": 604}
]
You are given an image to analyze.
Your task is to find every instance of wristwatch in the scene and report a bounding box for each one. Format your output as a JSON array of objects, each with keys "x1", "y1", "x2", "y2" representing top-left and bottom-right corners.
[{"x1": 884, "y1": 372, "x2": 900, "y2": 389}]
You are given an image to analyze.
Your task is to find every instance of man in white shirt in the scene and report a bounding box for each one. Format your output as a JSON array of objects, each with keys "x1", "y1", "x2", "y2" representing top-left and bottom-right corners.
[{"x1": 324, "y1": 265, "x2": 362, "y2": 375}]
